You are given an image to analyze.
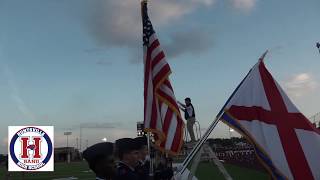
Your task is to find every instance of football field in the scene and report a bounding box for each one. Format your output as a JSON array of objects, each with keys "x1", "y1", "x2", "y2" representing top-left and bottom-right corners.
[{"x1": 0, "y1": 161, "x2": 268, "y2": 180}]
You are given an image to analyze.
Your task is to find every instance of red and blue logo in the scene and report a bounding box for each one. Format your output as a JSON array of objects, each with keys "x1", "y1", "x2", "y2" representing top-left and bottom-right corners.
[{"x1": 8, "y1": 126, "x2": 54, "y2": 171}]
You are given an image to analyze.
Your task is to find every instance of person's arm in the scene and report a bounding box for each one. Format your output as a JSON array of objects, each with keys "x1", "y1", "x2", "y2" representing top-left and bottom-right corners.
[
  {"x1": 179, "y1": 107, "x2": 185, "y2": 112},
  {"x1": 177, "y1": 101, "x2": 186, "y2": 108},
  {"x1": 177, "y1": 101, "x2": 186, "y2": 112}
]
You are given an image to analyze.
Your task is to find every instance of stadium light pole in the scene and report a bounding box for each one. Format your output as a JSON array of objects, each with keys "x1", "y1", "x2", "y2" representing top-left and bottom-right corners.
[
  {"x1": 64, "y1": 131, "x2": 72, "y2": 163},
  {"x1": 76, "y1": 137, "x2": 79, "y2": 150},
  {"x1": 64, "y1": 131, "x2": 72, "y2": 148},
  {"x1": 229, "y1": 127, "x2": 234, "y2": 138}
]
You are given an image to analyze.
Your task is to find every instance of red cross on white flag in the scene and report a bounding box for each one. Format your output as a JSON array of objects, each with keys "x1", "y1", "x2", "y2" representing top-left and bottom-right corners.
[{"x1": 221, "y1": 52, "x2": 320, "y2": 180}]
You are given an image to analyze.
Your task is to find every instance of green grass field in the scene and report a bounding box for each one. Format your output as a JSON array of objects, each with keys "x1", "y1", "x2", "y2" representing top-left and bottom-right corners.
[
  {"x1": 0, "y1": 161, "x2": 268, "y2": 180},
  {"x1": 0, "y1": 162, "x2": 94, "y2": 180},
  {"x1": 195, "y1": 162, "x2": 268, "y2": 180}
]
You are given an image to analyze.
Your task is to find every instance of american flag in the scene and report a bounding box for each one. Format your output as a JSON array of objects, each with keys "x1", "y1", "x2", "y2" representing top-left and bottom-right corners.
[{"x1": 142, "y1": 1, "x2": 184, "y2": 154}]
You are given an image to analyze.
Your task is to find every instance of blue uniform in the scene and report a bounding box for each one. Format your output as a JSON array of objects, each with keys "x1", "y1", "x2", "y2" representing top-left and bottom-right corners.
[{"x1": 115, "y1": 161, "x2": 139, "y2": 180}]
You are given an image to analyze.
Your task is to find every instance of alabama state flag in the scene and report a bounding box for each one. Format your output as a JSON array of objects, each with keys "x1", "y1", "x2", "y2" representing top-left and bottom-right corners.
[{"x1": 220, "y1": 52, "x2": 320, "y2": 180}]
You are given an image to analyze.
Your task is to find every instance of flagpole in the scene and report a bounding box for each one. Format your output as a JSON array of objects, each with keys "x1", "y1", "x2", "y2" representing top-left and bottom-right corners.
[
  {"x1": 142, "y1": 0, "x2": 153, "y2": 178},
  {"x1": 147, "y1": 132, "x2": 154, "y2": 179}
]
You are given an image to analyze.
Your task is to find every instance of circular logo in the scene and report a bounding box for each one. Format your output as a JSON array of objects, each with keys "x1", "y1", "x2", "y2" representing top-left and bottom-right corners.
[{"x1": 9, "y1": 127, "x2": 53, "y2": 170}]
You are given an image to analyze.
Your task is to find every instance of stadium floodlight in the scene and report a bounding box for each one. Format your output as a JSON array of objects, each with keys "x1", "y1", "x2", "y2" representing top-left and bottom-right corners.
[{"x1": 79, "y1": 122, "x2": 119, "y2": 151}]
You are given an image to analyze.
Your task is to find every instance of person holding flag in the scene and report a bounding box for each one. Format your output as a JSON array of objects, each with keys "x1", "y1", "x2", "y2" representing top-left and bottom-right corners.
[{"x1": 178, "y1": 97, "x2": 197, "y2": 143}]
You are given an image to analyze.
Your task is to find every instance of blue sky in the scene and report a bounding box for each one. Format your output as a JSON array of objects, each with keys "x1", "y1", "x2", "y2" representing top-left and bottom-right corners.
[{"x1": 0, "y1": 0, "x2": 320, "y2": 153}]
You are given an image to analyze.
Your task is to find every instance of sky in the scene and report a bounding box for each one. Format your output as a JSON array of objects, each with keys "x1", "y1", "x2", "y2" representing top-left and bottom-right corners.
[{"x1": 0, "y1": 0, "x2": 320, "y2": 154}]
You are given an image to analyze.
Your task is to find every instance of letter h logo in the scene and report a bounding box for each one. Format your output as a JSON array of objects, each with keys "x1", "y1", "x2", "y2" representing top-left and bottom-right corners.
[{"x1": 20, "y1": 137, "x2": 41, "y2": 159}]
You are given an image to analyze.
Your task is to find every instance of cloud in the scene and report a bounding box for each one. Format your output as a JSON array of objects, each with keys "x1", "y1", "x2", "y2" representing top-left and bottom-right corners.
[
  {"x1": 129, "y1": 28, "x2": 215, "y2": 63},
  {"x1": 191, "y1": 0, "x2": 216, "y2": 6},
  {"x1": 83, "y1": 0, "x2": 216, "y2": 57},
  {"x1": 284, "y1": 73, "x2": 318, "y2": 98},
  {"x1": 1, "y1": 62, "x2": 36, "y2": 121},
  {"x1": 81, "y1": 0, "x2": 260, "y2": 61},
  {"x1": 230, "y1": 0, "x2": 257, "y2": 12},
  {"x1": 164, "y1": 29, "x2": 214, "y2": 58}
]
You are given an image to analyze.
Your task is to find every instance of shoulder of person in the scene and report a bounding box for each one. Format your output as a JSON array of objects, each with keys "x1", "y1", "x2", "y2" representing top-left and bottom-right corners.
[
  {"x1": 117, "y1": 165, "x2": 129, "y2": 175},
  {"x1": 117, "y1": 162, "x2": 129, "y2": 168}
]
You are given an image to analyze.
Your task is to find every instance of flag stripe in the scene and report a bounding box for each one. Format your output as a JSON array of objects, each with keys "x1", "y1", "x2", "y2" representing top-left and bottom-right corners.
[
  {"x1": 152, "y1": 59, "x2": 169, "y2": 79},
  {"x1": 163, "y1": 109, "x2": 174, "y2": 136},
  {"x1": 157, "y1": 89, "x2": 180, "y2": 112},
  {"x1": 159, "y1": 84, "x2": 175, "y2": 101},
  {"x1": 160, "y1": 103, "x2": 169, "y2": 122},
  {"x1": 149, "y1": 38, "x2": 160, "y2": 52},
  {"x1": 163, "y1": 79, "x2": 174, "y2": 91},
  {"x1": 153, "y1": 64, "x2": 171, "y2": 87},
  {"x1": 165, "y1": 115, "x2": 178, "y2": 149},
  {"x1": 171, "y1": 118, "x2": 184, "y2": 151},
  {"x1": 152, "y1": 51, "x2": 165, "y2": 70},
  {"x1": 151, "y1": 46, "x2": 163, "y2": 61}
]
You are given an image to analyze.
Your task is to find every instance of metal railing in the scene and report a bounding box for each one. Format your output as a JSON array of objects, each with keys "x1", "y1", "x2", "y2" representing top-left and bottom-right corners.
[
  {"x1": 184, "y1": 120, "x2": 201, "y2": 142},
  {"x1": 309, "y1": 112, "x2": 320, "y2": 128}
]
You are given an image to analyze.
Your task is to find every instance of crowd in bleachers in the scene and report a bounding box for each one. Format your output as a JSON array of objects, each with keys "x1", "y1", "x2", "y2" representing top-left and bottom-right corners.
[{"x1": 210, "y1": 139, "x2": 265, "y2": 171}]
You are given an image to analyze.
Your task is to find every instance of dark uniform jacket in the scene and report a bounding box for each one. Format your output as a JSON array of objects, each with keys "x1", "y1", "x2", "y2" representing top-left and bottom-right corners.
[
  {"x1": 115, "y1": 161, "x2": 139, "y2": 180},
  {"x1": 135, "y1": 160, "x2": 150, "y2": 180},
  {"x1": 154, "y1": 163, "x2": 174, "y2": 180}
]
